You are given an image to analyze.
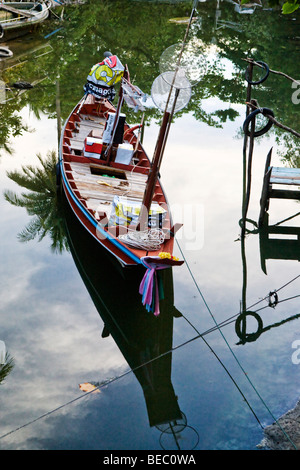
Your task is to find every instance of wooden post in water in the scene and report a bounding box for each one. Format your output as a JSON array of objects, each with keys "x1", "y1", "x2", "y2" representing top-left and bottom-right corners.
[{"x1": 56, "y1": 79, "x2": 61, "y2": 152}]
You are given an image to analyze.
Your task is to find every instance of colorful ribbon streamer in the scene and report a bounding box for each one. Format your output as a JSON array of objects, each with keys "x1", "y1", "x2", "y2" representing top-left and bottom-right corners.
[{"x1": 139, "y1": 257, "x2": 168, "y2": 316}]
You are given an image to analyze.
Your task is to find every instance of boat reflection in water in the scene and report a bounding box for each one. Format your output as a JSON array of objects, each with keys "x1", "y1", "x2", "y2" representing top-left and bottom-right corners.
[{"x1": 62, "y1": 192, "x2": 198, "y2": 449}]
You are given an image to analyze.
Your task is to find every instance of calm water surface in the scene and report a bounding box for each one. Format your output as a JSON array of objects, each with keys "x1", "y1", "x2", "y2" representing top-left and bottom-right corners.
[{"x1": 0, "y1": 0, "x2": 299, "y2": 451}]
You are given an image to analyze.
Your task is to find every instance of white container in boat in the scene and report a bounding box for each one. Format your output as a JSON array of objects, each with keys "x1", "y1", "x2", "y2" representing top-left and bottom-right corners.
[
  {"x1": 115, "y1": 143, "x2": 134, "y2": 165},
  {"x1": 0, "y1": 340, "x2": 6, "y2": 365}
]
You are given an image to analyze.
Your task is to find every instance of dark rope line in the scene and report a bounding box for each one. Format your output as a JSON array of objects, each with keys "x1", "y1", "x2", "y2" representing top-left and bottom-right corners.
[
  {"x1": 1, "y1": 288, "x2": 299, "y2": 443},
  {"x1": 175, "y1": 240, "x2": 298, "y2": 449}
]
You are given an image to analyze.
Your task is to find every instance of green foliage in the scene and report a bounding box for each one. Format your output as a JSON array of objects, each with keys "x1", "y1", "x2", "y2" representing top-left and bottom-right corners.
[
  {"x1": 4, "y1": 151, "x2": 68, "y2": 253},
  {"x1": 241, "y1": 0, "x2": 300, "y2": 14},
  {"x1": 0, "y1": 354, "x2": 14, "y2": 386}
]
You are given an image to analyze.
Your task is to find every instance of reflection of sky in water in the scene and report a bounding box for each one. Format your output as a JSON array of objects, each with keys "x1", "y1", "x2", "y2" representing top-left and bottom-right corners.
[{"x1": 1, "y1": 57, "x2": 300, "y2": 451}]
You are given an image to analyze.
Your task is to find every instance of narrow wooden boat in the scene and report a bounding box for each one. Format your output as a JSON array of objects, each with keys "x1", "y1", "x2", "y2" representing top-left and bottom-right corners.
[
  {"x1": 59, "y1": 77, "x2": 184, "y2": 315},
  {"x1": 58, "y1": 1, "x2": 200, "y2": 311},
  {"x1": 0, "y1": 1, "x2": 51, "y2": 42},
  {"x1": 59, "y1": 91, "x2": 182, "y2": 265}
]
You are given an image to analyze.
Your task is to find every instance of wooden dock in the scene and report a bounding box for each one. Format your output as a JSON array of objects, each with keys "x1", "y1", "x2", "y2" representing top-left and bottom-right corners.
[{"x1": 259, "y1": 148, "x2": 300, "y2": 227}]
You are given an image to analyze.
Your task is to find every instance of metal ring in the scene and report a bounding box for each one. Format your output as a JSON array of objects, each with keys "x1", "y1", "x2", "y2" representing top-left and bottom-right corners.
[
  {"x1": 243, "y1": 107, "x2": 274, "y2": 137},
  {"x1": 245, "y1": 60, "x2": 269, "y2": 85},
  {"x1": 268, "y1": 291, "x2": 278, "y2": 308}
]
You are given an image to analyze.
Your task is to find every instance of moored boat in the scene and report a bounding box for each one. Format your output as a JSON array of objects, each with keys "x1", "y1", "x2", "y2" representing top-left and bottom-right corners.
[
  {"x1": 0, "y1": 1, "x2": 51, "y2": 42},
  {"x1": 59, "y1": 91, "x2": 182, "y2": 265},
  {"x1": 58, "y1": 2, "x2": 200, "y2": 313},
  {"x1": 58, "y1": 63, "x2": 185, "y2": 314}
]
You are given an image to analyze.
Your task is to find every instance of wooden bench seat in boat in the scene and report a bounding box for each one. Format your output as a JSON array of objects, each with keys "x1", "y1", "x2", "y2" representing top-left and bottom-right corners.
[
  {"x1": 68, "y1": 161, "x2": 148, "y2": 186},
  {"x1": 68, "y1": 115, "x2": 106, "y2": 153}
]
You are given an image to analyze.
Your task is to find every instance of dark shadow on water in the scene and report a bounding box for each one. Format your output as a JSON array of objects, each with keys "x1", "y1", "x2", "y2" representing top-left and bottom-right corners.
[{"x1": 62, "y1": 190, "x2": 200, "y2": 449}]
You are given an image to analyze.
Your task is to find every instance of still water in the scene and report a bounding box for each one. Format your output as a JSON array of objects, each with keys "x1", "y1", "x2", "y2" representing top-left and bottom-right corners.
[{"x1": 0, "y1": 0, "x2": 299, "y2": 451}]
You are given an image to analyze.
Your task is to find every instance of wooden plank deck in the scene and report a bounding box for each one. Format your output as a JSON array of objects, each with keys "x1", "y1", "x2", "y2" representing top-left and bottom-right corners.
[
  {"x1": 67, "y1": 161, "x2": 148, "y2": 219},
  {"x1": 0, "y1": 3, "x2": 36, "y2": 18},
  {"x1": 69, "y1": 115, "x2": 106, "y2": 152},
  {"x1": 270, "y1": 167, "x2": 300, "y2": 185}
]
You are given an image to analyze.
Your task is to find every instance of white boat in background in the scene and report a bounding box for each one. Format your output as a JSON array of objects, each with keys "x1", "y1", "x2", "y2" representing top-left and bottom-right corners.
[{"x1": 0, "y1": 1, "x2": 51, "y2": 42}]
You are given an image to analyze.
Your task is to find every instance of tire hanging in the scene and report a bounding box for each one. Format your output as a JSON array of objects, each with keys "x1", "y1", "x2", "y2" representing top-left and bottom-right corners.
[
  {"x1": 243, "y1": 107, "x2": 274, "y2": 137},
  {"x1": 245, "y1": 60, "x2": 269, "y2": 85}
]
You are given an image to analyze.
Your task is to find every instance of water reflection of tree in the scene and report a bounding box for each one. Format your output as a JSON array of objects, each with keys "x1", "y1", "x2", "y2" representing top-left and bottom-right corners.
[
  {"x1": 1, "y1": 0, "x2": 299, "y2": 161},
  {"x1": 3, "y1": 151, "x2": 68, "y2": 253},
  {"x1": 0, "y1": 354, "x2": 14, "y2": 386},
  {"x1": 0, "y1": 104, "x2": 30, "y2": 155}
]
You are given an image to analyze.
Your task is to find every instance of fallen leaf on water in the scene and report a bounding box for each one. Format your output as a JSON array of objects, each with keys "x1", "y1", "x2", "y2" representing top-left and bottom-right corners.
[{"x1": 79, "y1": 382, "x2": 100, "y2": 393}]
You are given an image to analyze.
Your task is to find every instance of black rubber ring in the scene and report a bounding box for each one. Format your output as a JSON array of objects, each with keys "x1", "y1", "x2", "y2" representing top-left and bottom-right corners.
[
  {"x1": 245, "y1": 60, "x2": 270, "y2": 85},
  {"x1": 243, "y1": 107, "x2": 274, "y2": 137},
  {"x1": 235, "y1": 311, "x2": 263, "y2": 342}
]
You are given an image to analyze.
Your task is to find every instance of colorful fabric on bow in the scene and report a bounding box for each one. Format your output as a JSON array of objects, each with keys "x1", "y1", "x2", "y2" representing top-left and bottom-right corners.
[
  {"x1": 139, "y1": 254, "x2": 183, "y2": 316},
  {"x1": 139, "y1": 258, "x2": 167, "y2": 316}
]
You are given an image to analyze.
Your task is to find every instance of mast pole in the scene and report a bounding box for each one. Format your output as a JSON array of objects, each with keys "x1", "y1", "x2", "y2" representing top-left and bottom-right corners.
[{"x1": 138, "y1": 1, "x2": 198, "y2": 231}]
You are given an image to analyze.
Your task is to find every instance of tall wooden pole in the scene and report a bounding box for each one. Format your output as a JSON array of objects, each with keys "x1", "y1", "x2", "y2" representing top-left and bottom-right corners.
[
  {"x1": 138, "y1": 2, "x2": 197, "y2": 231},
  {"x1": 138, "y1": 111, "x2": 171, "y2": 230}
]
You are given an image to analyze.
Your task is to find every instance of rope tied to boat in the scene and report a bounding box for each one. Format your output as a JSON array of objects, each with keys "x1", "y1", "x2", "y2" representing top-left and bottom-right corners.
[{"x1": 118, "y1": 228, "x2": 165, "y2": 250}]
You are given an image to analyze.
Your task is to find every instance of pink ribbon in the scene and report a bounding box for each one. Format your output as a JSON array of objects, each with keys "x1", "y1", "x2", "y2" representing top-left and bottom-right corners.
[{"x1": 139, "y1": 257, "x2": 169, "y2": 316}]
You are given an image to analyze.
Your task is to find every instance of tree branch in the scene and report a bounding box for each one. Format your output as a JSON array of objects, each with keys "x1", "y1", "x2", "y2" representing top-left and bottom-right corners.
[{"x1": 242, "y1": 58, "x2": 300, "y2": 86}]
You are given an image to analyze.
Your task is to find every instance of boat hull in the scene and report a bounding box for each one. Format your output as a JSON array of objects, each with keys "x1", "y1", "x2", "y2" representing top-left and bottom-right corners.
[
  {"x1": 0, "y1": 2, "x2": 50, "y2": 42},
  {"x1": 59, "y1": 95, "x2": 178, "y2": 268}
]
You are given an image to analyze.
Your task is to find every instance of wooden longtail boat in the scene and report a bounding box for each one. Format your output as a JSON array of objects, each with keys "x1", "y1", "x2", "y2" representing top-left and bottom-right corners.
[
  {"x1": 0, "y1": 1, "x2": 51, "y2": 42},
  {"x1": 59, "y1": 91, "x2": 182, "y2": 268},
  {"x1": 58, "y1": 2, "x2": 199, "y2": 312},
  {"x1": 58, "y1": 75, "x2": 185, "y2": 315}
]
